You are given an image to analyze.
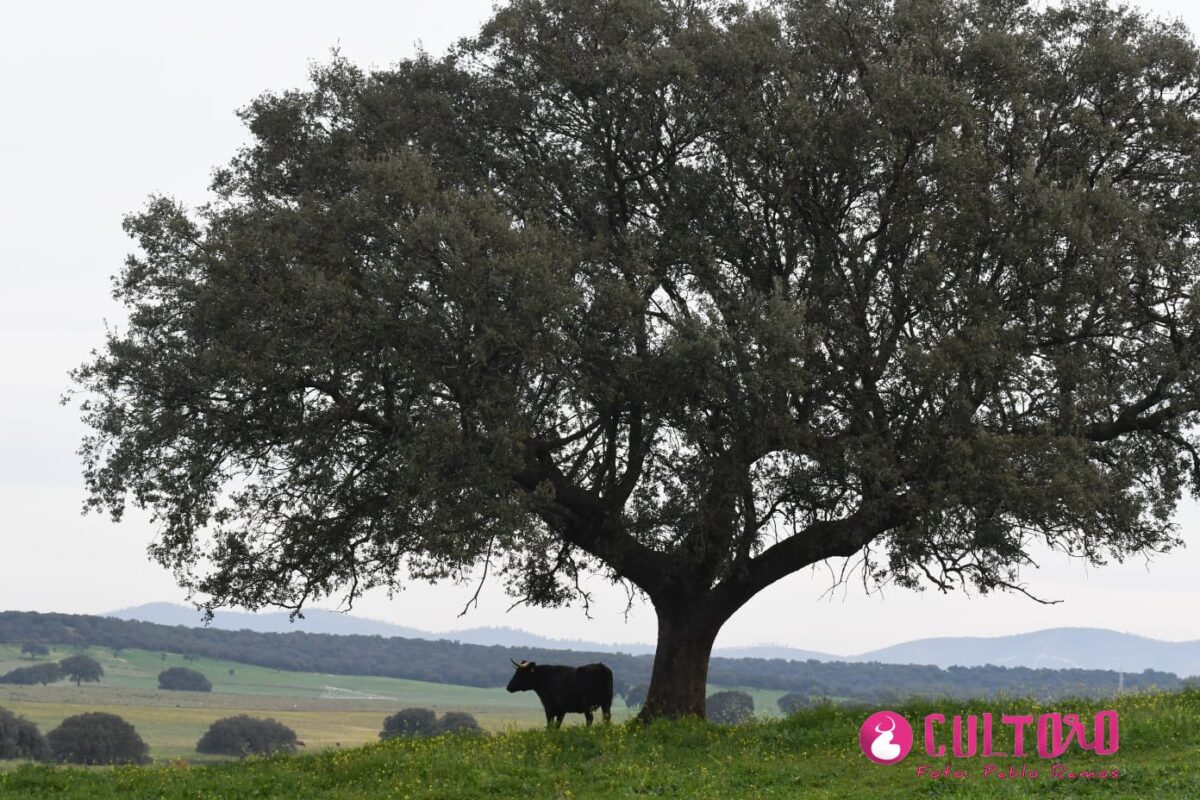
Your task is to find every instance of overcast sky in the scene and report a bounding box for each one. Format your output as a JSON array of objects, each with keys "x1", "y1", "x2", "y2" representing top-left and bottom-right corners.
[{"x1": 3, "y1": 0, "x2": 1200, "y2": 655}]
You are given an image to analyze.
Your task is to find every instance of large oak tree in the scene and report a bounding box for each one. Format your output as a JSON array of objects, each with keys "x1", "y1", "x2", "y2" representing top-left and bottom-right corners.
[{"x1": 69, "y1": 0, "x2": 1200, "y2": 718}]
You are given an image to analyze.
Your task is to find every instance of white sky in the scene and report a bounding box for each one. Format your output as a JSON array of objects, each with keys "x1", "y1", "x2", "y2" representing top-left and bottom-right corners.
[{"x1": 3, "y1": 0, "x2": 1200, "y2": 655}]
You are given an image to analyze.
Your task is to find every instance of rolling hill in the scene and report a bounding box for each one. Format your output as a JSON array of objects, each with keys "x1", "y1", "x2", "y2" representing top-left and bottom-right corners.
[{"x1": 107, "y1": 603, "x2": 1200, "y2": 675}]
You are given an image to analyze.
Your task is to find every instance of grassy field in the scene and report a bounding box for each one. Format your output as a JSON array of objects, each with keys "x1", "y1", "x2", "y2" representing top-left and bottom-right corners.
[
  {"x1": 1, "y1": 645, "x2": 800, "y2": 763},
  {"x1": 2, "y1": 689, "x2": 1194, "y2": 798},
  {"x1": 0, "y1": 644, "x2": 644, "y2": 761}
]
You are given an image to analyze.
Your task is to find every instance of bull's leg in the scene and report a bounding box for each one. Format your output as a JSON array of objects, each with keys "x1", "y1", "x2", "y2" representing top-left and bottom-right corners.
[
  {"x1": 555, "y1": 714, "x2": 565, "y2": 728},
  {"x1": 584, "y1": 710, "x2": 594, "y2": 726},
  {"x1": 601, "y1": 705, "x2": 612, "y2": 725},
  {"x1": 545, "y1": 710, "x2": 556, "y2": 728}
]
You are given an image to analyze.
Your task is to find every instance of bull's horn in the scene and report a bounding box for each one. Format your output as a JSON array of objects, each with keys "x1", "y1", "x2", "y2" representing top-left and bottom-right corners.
[{"x1": 511, "y1": 658, "x2": 520, "y2": 667}]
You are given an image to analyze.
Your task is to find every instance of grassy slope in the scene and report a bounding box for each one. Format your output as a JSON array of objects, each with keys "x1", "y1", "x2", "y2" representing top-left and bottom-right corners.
[{"x1": 2, "y1": 690, "x2": 1196, "y2": 799}]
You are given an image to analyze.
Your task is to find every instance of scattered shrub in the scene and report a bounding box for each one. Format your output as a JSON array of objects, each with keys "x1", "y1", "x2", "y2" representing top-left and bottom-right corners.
[
  {"x1": 380, "y1": 708, "x2": 438, "y2": 739},
  {"x1": 196, "y1": 715, "x2": 298, "y2": 756},
  {"x1": 437, "y1": 711, "x2": 482, "y2": 735},
  {"x1": 0, "y1": 707, "x2": 48, "y2": 761},
  {"x1": 0, "y1": 663, "x2": 63, "y2": 686},
  {"x1": 158, "y1": 666, "x2": 212, "y2": 692},
  {"x1": 707, "y1": 690, "x2": 754, "y2": 724},
  {"x1": 47, "y1": 713, "x2": 149, "y2": 765}
]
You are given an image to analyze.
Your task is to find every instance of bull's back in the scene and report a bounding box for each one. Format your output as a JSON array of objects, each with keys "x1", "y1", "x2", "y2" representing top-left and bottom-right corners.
[{"x1": 541, "y1": 664, "x2": 613, "y2": 713}]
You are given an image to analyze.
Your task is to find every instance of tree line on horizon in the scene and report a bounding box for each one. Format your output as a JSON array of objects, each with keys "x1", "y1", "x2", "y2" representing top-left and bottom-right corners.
[{"x1": 0, "y1": 611, "x2": 1184, "y2": 704}]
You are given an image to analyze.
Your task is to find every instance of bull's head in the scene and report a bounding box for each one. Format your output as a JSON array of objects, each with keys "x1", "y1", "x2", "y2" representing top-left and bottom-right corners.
[{"x1": 506, "y1": 659, "x2": 536, "y2": 693}]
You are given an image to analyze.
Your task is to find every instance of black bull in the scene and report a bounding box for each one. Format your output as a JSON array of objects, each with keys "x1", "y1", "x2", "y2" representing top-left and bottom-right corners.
[{"x1": 506, "y1": 660, "x2": 614, "y2": 727}]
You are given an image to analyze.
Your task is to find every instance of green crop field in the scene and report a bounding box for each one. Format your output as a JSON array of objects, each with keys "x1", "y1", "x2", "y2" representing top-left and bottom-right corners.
[{"x1": 2, "y1": 689, "x2": 1195, "y2": 799}]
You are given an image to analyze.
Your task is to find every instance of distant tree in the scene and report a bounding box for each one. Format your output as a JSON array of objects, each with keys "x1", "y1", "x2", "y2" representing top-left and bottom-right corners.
[
  {"x1": 623, "y1": 685, "x2": 649, "y2": 710},
  {"x1": 196, "y1": 715, "x2": 298, "y2": 757},
  {"x1": 437, "y1": 712, "x2": 482, "y2": 735},
  {"x1": 47, "y1": 713, "x2": 149, "y2": 765},
  {"x1": 157, "y1": 667, "x2": 212, "y2": 692},
  {"x1": 161, "y1": 653, "x2": 168, "y2": 661},
  {"x1": 0, "y1": 663, "x2": 63, "y2": 686},
  {"x1": 58, "y1": 654, "x2": 103, "y2": 687},
  {"x1": 777, "y1": 693, "x2": 816, "y2": 716},
  {"x1": 0, "y1": 707, "x2": 48, "y2": 761},
  {"x1": 380, "y1": 708, "x2": 438, "y2": 740},
  {"x1": 228, "y1": 668, "x2": 235, "y2": 676},
  {"x1": 20, "y1": 644, "x2": 49, "y2": 660},
  {"x1": 183, "y1": 653, "x2": 200, "y2": 662},
  {"x1": 706, "y1": 691, "x2": 754, "y2": 725}
]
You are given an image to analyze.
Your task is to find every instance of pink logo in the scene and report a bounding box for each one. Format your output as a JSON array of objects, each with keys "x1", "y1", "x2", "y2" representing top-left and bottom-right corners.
[{"x1": 860, "y1": 710, "x2": 913, "y2": 765}]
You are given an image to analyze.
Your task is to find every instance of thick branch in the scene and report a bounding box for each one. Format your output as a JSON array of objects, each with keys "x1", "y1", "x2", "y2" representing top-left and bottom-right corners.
[
  {"x1": 514, "y1": 442, "x2": 668, "y2": 592},
  {"x1": 709, "y1": 495, "x2": 910, "y2": 620}
]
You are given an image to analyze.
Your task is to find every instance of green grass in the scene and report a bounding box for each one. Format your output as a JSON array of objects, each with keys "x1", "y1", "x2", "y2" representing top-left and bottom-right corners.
[{"x1": 2, "y1": 689, "x2": 1196, "y2": 798}]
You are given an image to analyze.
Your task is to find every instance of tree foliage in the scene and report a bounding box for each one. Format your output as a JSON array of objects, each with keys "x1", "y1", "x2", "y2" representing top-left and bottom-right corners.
[
  {"x1": 47, "y1": 713, "x2": 149, "y2": 765},
  {"x1": 0, "y1": 707, "x2": 48, "y2": 761},
  {"x1": 0, "y1": 663, "x2": 63, "y2": 686},
  {"x1": 20, "y1": 644, "x2": 49, "y2": 660},
  {"x1": 623, "y1": 685, "x2": 649, "y2": 709},
  {"x1": 58, "y1": 655, "x2": 103, "y2": 687},
  {"x1": 437, "y1": 711, "x2": 483, "y2": 735},
  {"x1": 157, "y1": 666, "x2": 213, "y2": 692},
  {"x1": 379, "y1": 708, "x2": 439, "y2": 739},
  {"x1": 777, "y1": 692, "x2": 817, "y2": 716},
  {"x1": 706, "y1": 690, "x2": 755, "y2": 724},
  {"x1": 196, "y1": 715, "x2": 298, "y2": 756},
  {"x1": 68, "y1": 0, "x2": 1200, "y2": 718}
]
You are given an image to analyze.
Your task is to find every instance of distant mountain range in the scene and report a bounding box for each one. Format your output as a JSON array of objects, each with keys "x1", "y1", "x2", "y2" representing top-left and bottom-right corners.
[{"x1": 106, "y1": 602, "x2": 1200, "y2": 676}]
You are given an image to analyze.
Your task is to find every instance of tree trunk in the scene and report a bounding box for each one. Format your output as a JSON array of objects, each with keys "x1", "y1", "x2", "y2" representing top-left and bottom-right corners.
[{"x1": 638, "y1": 607, "x2": 721, "y2": 721}]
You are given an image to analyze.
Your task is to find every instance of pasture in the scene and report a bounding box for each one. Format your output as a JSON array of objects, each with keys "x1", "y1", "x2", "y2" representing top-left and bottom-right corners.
[
  {"x1": 2, "y1": 689, "x2": 1196, "y2": 798},
  {"x1": 0, "y1": 644, "x2": 644, "y2": 761}
]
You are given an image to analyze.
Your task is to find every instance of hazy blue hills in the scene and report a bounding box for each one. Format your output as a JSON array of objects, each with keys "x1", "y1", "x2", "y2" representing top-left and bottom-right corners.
[
  {"x1": 107, "y1": 603, "x2": 1200, "y2": 676},
  {"x1": 855, "y1": 627, "x2": 1200, "y2": 676}
]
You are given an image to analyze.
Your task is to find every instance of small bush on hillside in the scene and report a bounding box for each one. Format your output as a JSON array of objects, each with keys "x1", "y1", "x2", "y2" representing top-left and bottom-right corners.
[
  {"x1": 47, "y1": 713, "x2": 149, "y2": 765},
  {"x1": 707, "y1": 691, "x2": 754, "y2": 724},
  {"x1": 380, "y1": 708, "x2": 439, "y2": 739},
  {"x1": 0, "y1": 707, "x2": 48, "y2": 761},
  {"x1": 196, "y1": 715, "x2": 299, "y2": 756},
  {"x1": 0, "y1": 663, "x2": 63, "y2": 686},
  {"x1": 437, "y1": 711, "x2": 483, "y2": 735},
  {"x1": 158, "y1": 666, "x2": 213, "y2": 692}
]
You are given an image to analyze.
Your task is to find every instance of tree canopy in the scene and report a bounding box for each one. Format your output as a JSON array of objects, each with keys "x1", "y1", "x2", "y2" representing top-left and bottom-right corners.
[
  {"x1": 0, "y1": 707, "x2": 48, "y2": 761},
  {"x1": 20, "y1": 644, "x2": 49, "y2": 660},
  {"x1": 157, "y1": 666, "x2": 213, "y2": 692},
  {"x1": 70, "y1": 0, "x2": 1200, "y2": 718},
  {"x1": 706, "y1": 690, "x2": 755, "y2": 724},
  {"x1": 58, "y1": 655, "x2": 103, "y2": 687},
  {"x1": 196, "y1": 715, "x2": 298, "y2": 756},
  {"x1": 46, "y1": 713, "x2": 149, "y2": 765}
]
